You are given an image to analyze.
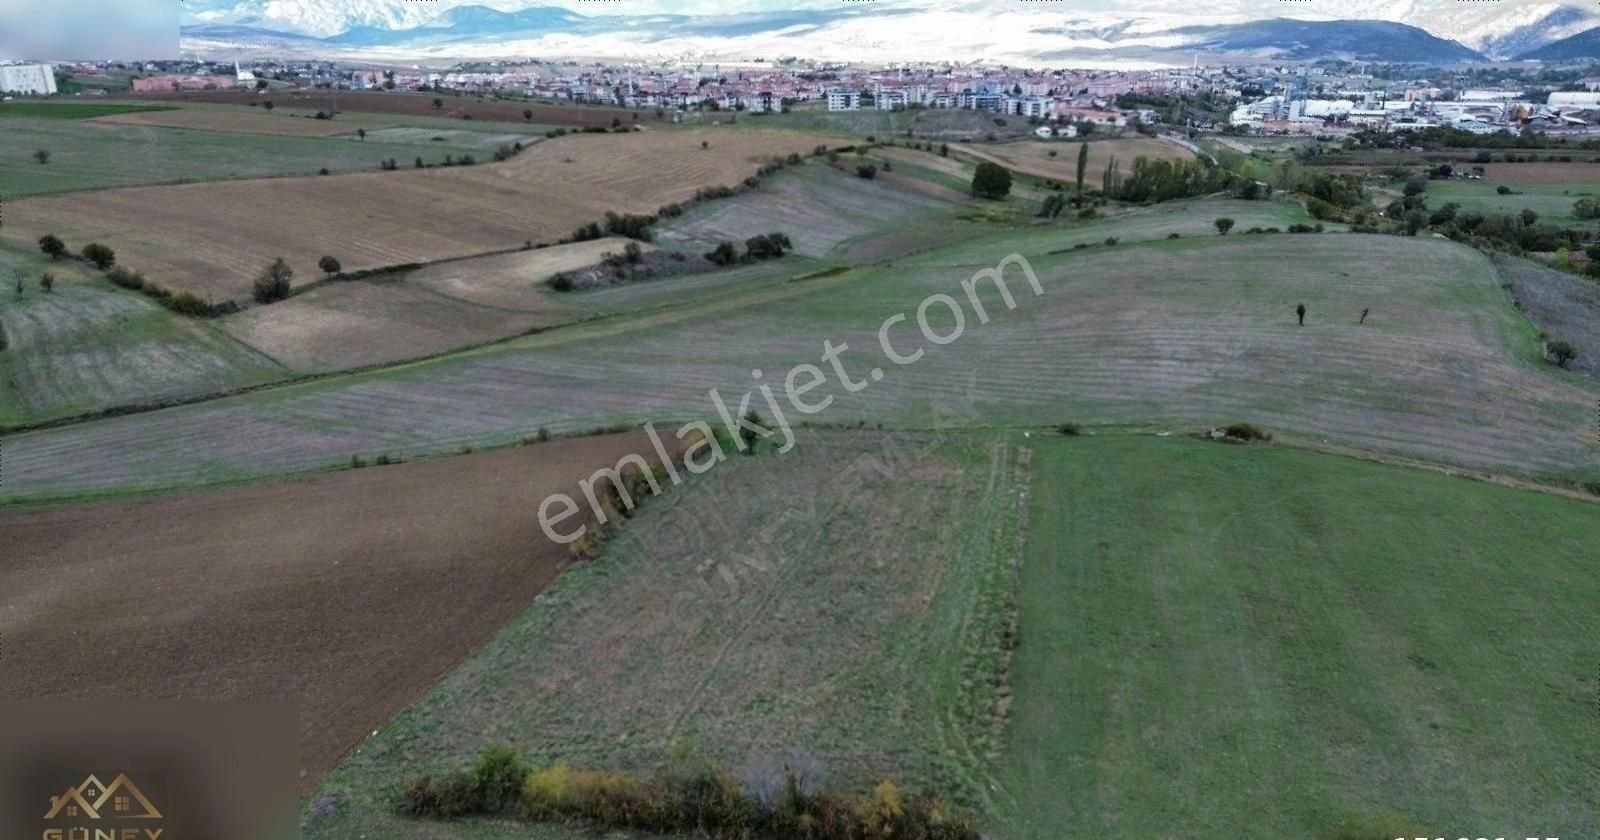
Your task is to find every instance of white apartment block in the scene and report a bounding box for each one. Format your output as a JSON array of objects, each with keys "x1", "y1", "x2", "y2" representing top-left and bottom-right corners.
[
  {"x1": 0, "y1": 63, "x2": 57, "y2": 95},
  {"x1": 827, "y1": 88, "x2": 860, "y2": 111}
]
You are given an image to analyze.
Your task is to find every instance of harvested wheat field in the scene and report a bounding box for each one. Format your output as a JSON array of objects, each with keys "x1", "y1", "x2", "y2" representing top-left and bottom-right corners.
[
  {"x1": 1, "y1": 129, "x2": 836, "y2": 302},
  {"x1": 0, "y1": 431, "x2": 676, "y2": 790},
  {"x1": 217, "y1": 240, "x2": 632, "y2": 371},
  {"x1": 956, "y1": 136, "x2": 1194, "y2": 182},
  {"x1": 407, "y1": 237, "x2": 650, "y2": 310},
  {"x1": 91, "y1": 107, "x2": 378, "y2": 137}
]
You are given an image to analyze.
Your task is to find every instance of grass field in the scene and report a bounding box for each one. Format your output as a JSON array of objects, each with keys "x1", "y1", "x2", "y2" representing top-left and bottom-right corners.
[
  {"x1": 304, "y1": 430, "x2": 1025, "y2": 838},
  {"x1": 0, "y1": 247, "x2": 286, "y2": 427},
  {"x1": 5, "y1": 231, "x2": 1597, "y2": 501},
  {"x1": 0, "y1": 101, "x2": 174, "y2": 119},
  {"x1": 1, "y1": 128, "x2": 838, "y2": 301},
  {"x1": 0, "y1": 431, "x2": 681, "y2": 791},
  {"x1": 1426, "y1": 163, "x2": 1600, "y2": 229},
  {"x1": 92, "y1": 107, "x2": 384, "y2": 137},
  {"x1": 0, "y1": 115, "x2": 488, "y2": 196},
  {"x1": 999, "y1": 434, "x2": 1599, "y2": 838}
]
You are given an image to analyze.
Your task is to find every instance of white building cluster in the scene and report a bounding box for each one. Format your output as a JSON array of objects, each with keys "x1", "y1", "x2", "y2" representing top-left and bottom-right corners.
[{"x1": 0, "y1": 63, "x2": 57, "y2": 95}]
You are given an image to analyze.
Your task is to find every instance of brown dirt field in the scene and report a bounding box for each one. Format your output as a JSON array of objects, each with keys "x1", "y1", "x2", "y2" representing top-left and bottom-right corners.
[
  {"x1": 955, "y1": 136, "x2": 1194, "y2": 182},
  {"x1": 123, "y1": 89, "x2": 636, "y2": 127},
  {"x1": 1474, "y1": 161, "x2": 1600, "y2": 186},
  {"x1": 91, "y1": 108, "x2": 376, "y2": 137},
  {"x1": 0, "y1": 431, "x2": 678, "y2": 790},
  {"x1": 1, "y1": 129, "x2": 836, "y2": 303}
]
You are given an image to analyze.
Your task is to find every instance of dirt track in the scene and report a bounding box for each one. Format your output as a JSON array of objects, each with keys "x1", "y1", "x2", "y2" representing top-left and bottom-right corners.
[{"x1": 0, "y1": 432, "x2": 673, "y2": 789}]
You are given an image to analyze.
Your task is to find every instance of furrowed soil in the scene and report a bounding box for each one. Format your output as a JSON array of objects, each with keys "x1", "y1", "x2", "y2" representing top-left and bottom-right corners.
[
  {"x1": 1, "y1": 129, "x2": 837, "y2": 302},
  {"x1": 304, "y1": 430, "x2": 1025, "y2": 839},
  {"x1": 0, "y1": 431, "x2": 675, "y2": 790}
]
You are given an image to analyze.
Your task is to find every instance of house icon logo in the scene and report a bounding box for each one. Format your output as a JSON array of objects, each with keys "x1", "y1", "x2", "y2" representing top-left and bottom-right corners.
[{"x1": 41, "y1": 772, "x2": 165, "y2": 840}]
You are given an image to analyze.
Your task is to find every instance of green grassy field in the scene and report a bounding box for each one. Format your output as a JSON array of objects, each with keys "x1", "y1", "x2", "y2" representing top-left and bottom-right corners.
[
  {"x1": 1426, "y1": 176, "x2": 1598, "y2": 229},
  {"x1": 6, "y1": 229, "x2": 1597, "y2": 501},
  {"x1": 0, "y1": 116, "x2": 491, "y2": 195},
  {"x1": 1000, "y1": 434, "x2": 1599, "y2": 838},
  {"x1": 305, "y1": 430, "x2": 1024, "y2": 838},
  {"x1": 0, "y1": 247, "x2": 287, "y2": 426},
  {"x1": 0, "y1": 101, "x2": 174, "y2": 119}
]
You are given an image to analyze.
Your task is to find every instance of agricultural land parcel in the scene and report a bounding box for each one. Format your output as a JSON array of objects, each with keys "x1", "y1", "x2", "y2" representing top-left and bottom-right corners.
[
  {"x1": 4, "y1": 229, "x2": 1597, "y2": 501},
  {"x1": 0, "y1": 111, "x2": 491, "y2": 196},
  {"x1": 0, "y1": 128, "x2": 840, "y2": 302},
  {"x1": 295, "y1": 432, "x2": 1599, "y2": 839},
  {"x1": 305, "y1": 430, "x2": 1027, "y2": 839},
  {"x1": 0, "y1": 431, "x2": 679, "y2": 790}
]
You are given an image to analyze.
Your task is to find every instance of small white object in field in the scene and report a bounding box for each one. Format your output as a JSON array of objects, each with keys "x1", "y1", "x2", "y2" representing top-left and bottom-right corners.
[
  {"x1": 1156, "y1": 431, "x2": 1171, "y2": 437},
  {"x1": 1023, "y1": 431, "x2": 1031, "y2": 438}
]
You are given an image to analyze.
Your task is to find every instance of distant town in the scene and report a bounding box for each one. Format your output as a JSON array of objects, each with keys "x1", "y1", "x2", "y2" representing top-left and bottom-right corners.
[{"x1": 4, "y1": 56, "x2": 1599, "y2": 140}]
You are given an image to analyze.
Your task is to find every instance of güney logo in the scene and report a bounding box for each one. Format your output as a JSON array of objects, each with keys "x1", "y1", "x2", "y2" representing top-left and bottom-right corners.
[{"x1": 41, "y1": 773, "x2": 164, "y2": 840}]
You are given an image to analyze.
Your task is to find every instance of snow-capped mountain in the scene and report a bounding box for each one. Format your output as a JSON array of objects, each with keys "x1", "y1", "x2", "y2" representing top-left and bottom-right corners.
[{"x1": 179, "y1": 0, "x2": 1598, "y2": 64}]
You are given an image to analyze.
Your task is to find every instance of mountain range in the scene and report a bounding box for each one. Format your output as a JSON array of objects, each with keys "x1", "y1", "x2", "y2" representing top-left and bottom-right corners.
[{"x1": 178, "y1": 0, "x2": 1600, "y2": 65}]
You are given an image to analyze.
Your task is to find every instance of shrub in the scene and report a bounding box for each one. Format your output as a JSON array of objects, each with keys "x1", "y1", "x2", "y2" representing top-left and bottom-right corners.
[
  {"x1": 350, "y1": 455, "x2": 366, "y2": 469},
  {"x1": 1104, "y1": 237, "x2": 1118, "y2": 246},
  {"x1": 39, "y1": 272, "x2": 54, "y2": 293},
  {"x1": 253, "y1": 258, "x2": 294, "y2": 304},
  {"x1": 82, "y1": 243, "x2": 116, "y2": 270},
  {"x1": 548, "y1": 272, "x2": 574, "y2": 292},
  {"x1": 318, "y1": 255, "x2": 342, "y2": 276},
  {"x1": 1496, "y1": 185, "x2": 1512, "y2": 195},
  {"x1": 705, "y1": 241, "x2": 739, "y2": 267},
  {"x1": 1214, "y1": 217, "x2": 1235, "y2": 236},
  {"x1": 520, "y1": 762, "x2": 571, "y2": 819},
  {"x1": 1223, "y1": 422, "x2": 1272, "y2": 442},
  {"x1": 471, "y1": 746, "x2": 526, "y2": 814},
  {"x1": 1167, "y1": 231, "x2": 1182, "y2": 239},
  {"x1": 105, "y1": 266, "x2": 143, "y2": 290},
  {"x1": 1057, "y1": 422, "x2": 1080, "y2": 436},
  {"x1": 166, "y1": 291, "x2": 211, "y2": 316},
  {"x1": 856, "y1": 163, "x2": 877, "y2": 179},
  {"x1": 375, "y1": 454, "x2": 392, "y2": 466},
  {"x1": 604, "y1": 211, "x2": 655, "y2": 241}
]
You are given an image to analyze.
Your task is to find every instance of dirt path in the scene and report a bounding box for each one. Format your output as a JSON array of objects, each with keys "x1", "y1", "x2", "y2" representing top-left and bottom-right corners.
[{"x1": 0, "y1": 431, "x2": 675, "y2": 790}]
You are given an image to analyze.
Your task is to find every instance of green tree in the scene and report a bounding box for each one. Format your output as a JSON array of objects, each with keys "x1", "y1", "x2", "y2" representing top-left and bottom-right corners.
[
  {"x1": 1547, "y1": 339, "x2": 1577, "y2": 368},
  {"x1": 357, "y1": 127, "x2": 366, "y2": 142},
  {"x1": 1574, "y1": 198, "x2": 1600, "y2": 220},
  {"x1": 38, "y1": 234, "x2": 66, "y2": 260},
  {"x1": 253, "y1": 257, "x2": 294, "y2": 304},
  {"x1": 33, "y1": 149, "x2": 50, "y2": 165},
  {"x1": 1214, "y1": 217, "x2": 1235, "y2": 236},
  {"x1": 971, "y1": 161, "x2": 1012, "y2": 199},
  {"x1": 1075, "y1": 142, "x2": 1088, "y2": 194},
  {"x1": 432, "y1": 98, "x2": 443, "y2": 110},
  {"x1": 40, "y1": 271, "x2": 54, "y2": 293},
  {"x1": 82, "y1": 242, "x2": 115, "y2": 270},
  {"x1": 318, "y1": 255, "x2": 342, "y2": 276}
]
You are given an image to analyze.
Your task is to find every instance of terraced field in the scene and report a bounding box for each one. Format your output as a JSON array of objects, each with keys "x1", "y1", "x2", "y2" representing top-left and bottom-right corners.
[
  {"x1": 305, "y1": 431, "x2": 1025, "y2": 838},
  {"x1": 1000, "y1": 435, "x2": 1599, "y2": 838},
  {"x1": 91, "y1": 107, "x2": 378, "y2": 137},
  {"x1": 0, "y1": 251, "x2": 286, "y2": 427},
  {"x1": 657, "y1": 164, "x2": 957, "y2": 258},
  {"x1": 1, "y1": 129, "x2": 838, "y2": 302},
  {"x1": 7, "y1": 232, "x2": 1596, "y2": 501}
]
